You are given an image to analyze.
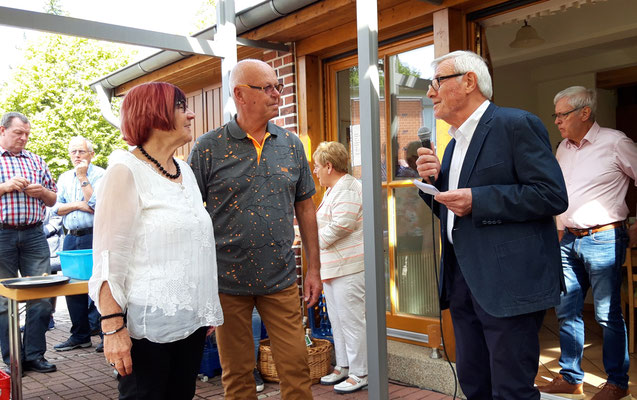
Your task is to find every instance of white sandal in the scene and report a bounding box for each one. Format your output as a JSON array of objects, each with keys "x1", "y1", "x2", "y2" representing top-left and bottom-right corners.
[
  {"x1": 334, "y1": 374, "x2": 368, "y2": 393},
  {"x1": 320, "y1": 366, "x2": 349, "y2": 385}
]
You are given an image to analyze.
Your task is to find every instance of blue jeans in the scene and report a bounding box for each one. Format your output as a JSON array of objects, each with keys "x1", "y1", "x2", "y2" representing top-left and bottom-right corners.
[
  {"x1": 0, "y1": 227, "x2": 53, "y2": 363},
  {"x1": 556, "y1": 227, "x2": 629, "y2": 388},
  {"x1": 63, "y1": 233, "x2": 99, "y2": 343}
]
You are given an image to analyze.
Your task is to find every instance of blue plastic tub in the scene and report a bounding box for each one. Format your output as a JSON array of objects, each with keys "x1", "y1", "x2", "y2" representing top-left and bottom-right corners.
[{"x1": 57, "y1": 249, "x2": 93, "y2": 280}]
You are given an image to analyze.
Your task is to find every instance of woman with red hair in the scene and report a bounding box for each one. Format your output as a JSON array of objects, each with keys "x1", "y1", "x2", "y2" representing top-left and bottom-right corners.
[{"x1": 88, "y1": 82, "x2": 223, "y2": 399}]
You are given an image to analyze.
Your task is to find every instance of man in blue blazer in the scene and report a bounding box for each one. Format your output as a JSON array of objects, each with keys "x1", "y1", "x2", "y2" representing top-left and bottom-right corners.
[{"x1": 416, "y1": 51, "x2": 568, "y2": 400}]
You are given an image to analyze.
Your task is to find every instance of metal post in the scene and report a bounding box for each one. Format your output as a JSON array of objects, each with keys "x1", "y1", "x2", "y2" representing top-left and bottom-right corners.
[
  {"x1": 216, "y1": 0, "x2": 238, "y2": 124},
  {"x1": 356, "y1": 0, "x2": 388, "y2": 399},
  {"x1": 8, "y1": 299, "x2": 23, "y2": 400}
]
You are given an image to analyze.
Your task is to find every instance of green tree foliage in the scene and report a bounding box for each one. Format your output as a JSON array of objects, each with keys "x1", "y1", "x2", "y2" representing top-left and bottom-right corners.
[
  {"x1": 193, "y1": 0, "x2": 216, "y2": 32},
  {"x1": 0, "y1": 35, "x2": 135, "y2": 179}
]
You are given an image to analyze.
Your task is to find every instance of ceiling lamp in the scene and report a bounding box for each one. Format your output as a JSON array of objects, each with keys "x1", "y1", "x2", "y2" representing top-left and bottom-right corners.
[{"x1": 509, "y1": 20, "x2": 545, "y2": 48}]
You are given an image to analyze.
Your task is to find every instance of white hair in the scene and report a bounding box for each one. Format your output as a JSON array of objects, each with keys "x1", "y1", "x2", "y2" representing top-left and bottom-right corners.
[
  {"x1": 68, "y1": 136, "x2": 94, "y2": 153},
  {"x1": 431, "y1": 50, "x2": 493, "y2": 100},
  {"x1": 553, "y1": 86, "x2": 596, "y2": 121}
]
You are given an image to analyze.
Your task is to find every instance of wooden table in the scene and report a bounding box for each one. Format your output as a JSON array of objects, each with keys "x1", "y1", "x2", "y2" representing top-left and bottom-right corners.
[{"x1": 0, "y1": 279, "x2": 88, "y2": 400}]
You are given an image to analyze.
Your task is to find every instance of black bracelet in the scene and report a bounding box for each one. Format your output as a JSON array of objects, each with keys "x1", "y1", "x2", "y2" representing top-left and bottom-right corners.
[
  {"x1": 102, "y1": 325, "x2": 126, "y2": 336},
  {"x1": 99, "y1": 312, "x2": 125, "y2": 322}
]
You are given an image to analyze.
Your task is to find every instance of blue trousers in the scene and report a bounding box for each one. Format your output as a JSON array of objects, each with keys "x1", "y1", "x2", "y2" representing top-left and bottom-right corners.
[
  {"x1": 0, "y1": 227, "x2": 52, "y2": 363},
  {"x1": 556, "y1": 227, "x2": 629, "y2": 388},
  {"x1": 447, "y1": 249, "x2": 545, "y2": 400},
  {"x1": 63, "y1": 233, "x2": 100, "y2": 343}
]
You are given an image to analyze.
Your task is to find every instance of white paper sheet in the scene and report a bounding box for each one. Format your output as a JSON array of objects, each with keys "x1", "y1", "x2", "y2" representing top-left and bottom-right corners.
[{"x1": 413, "y1": 179, "x2": 440, "y2": 196}]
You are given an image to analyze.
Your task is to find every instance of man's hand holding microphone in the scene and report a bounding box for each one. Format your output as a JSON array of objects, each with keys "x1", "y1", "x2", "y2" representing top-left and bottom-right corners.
[{"x1": 415, "y1": 127, "x2": 472, "y2": 217}]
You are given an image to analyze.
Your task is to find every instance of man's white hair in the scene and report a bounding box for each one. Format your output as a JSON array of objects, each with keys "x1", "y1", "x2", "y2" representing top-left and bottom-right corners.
[
  {"x1": 68, "y1": 136, "x2": 94, "y2": 153},
  {"x1": 553, "y1": 86, "x2": 596, "y2": 121},
  {"x1": 431, "y1": 50, "x2": 493, "y2": 100}
]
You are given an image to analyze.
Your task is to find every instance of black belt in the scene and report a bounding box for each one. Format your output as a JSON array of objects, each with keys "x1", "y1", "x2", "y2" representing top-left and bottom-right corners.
[
  {"x1": 0, "y1": 221, "x2": 43, "y2": 231},
  {"x1": 68, "y1": 227, "x2": 93, "y2": 237}
]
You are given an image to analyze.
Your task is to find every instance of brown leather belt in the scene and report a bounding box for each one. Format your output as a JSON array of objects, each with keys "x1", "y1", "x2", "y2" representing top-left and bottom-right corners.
[{"x1": 566, "y1": 221, "x2": 626, "y2": 237}]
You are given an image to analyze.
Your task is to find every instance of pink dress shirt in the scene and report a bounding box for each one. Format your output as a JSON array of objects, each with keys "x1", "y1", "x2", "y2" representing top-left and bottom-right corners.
[{"x1": 556, "y1": 122, "x2": 637, "y2": 230}]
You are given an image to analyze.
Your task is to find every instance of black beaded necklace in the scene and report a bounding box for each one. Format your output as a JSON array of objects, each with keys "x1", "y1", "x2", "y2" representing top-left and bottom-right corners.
[{"x1": 138, "y1": 145, "x2": 181, "y2": 180}]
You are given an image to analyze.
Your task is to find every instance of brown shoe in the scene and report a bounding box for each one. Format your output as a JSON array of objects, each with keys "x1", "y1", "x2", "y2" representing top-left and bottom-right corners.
[
  {"x1": 538, "y1": 374, "x2": 584, "y2": 399},
  {"x1": 591, "y1": 382, "x2": 632, "y2": 400}
]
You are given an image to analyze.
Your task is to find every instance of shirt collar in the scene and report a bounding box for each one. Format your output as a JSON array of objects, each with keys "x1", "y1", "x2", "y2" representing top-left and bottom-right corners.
[
  {"x1": 0, "y1": 144, "x2": 27, "y2": 157},
  {"x1": 448, "y1": 100, "x2": 490, "y2": 145},
  {"x1": 228, "y1": 114, "x2": 279, "y2": 140},
  {"x1": 566, "y1": 121, "x2": 600, "y2": 149}
]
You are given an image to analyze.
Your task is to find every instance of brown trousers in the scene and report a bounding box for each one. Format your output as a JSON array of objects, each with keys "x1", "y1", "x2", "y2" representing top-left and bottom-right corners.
[{"x1": 216, "y1": 284, "x2": 312, "y2": 400}]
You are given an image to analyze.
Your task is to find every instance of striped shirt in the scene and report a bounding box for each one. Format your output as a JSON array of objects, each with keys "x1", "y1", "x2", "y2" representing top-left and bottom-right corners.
[{"x1": 0, "y1": 145, "x2": 57, "y2": 225}]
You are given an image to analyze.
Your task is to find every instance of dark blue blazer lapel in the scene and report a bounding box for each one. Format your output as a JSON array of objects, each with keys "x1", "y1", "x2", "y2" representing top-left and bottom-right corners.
[{"x1": 457, "y1": 103, "x2": 496, "y2": 189}]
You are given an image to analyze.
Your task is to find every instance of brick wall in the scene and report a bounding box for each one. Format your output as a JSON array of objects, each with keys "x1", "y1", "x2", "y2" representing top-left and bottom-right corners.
[{"x1": 263, "y1": 50, "x2": 298, "y2": 134}]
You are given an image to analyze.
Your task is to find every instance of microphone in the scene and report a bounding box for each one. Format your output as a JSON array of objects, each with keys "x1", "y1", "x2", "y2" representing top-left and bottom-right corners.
[{"x1": 417, "y1": 127, "x2": 435, "y2": 184}]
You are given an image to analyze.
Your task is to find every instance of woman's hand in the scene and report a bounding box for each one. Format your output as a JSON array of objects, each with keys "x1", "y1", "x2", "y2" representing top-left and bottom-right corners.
[{"x1": 104, "y1": 327, "x2": 133, "y2": 376}]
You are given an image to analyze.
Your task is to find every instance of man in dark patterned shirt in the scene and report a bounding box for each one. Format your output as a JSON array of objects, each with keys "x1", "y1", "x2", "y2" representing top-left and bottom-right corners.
[
  {"x1": 190, "y1": 59, "x2": 322, "y2": 399},
  {"x1": 0, "y1": 112, "x2": 58, "y2": 374}
]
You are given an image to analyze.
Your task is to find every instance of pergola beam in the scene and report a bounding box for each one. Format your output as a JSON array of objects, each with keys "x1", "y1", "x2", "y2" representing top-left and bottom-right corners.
[
  {"x1": 0, "y1": 6, "x2": 287, "y2": 57},
  {"x1": 418, "y1": 0, "x2": 444, "y2": 5}
]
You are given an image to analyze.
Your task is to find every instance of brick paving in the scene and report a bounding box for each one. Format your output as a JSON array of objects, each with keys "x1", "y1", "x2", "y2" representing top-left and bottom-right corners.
[{"x1": 13, "y1": 299, "x2": 453, "y2": 399}]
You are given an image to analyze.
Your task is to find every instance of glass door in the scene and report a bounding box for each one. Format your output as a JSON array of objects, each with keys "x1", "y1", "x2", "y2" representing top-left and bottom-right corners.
[{"x1": 325, "y1": 38, "x2": 442, "y2": 342}]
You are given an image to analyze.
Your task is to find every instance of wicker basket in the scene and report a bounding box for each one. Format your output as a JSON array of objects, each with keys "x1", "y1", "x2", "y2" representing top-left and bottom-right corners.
[{"x1": 258, "y1": 338, "x2": 332, "y2": 383}]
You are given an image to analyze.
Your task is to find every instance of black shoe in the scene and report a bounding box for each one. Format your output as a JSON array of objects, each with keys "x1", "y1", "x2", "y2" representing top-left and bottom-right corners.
[
  {"x1": 23, "y1": 358, "x2": 56, "y2": 373},
  {"x1": 54, "y1": 338, "x2": 91, "y2": 352},
  {"x1": 95, "y1": 342, "x2": 104, "y2": 353}
]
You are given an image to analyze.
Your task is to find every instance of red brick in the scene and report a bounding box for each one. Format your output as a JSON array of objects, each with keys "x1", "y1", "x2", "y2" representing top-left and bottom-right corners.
[
  {"x1": 263, "y1": 51, "x2": 276, "y2": 61},
  {"x1": 280, "y1": 105, "x2": 296, "y2": 116},
  {"x1": 278, "y1": 65, "x2": 294, "y2": 76},
  {"x1": 283, "y1": 75, "x2": 295, "y2": 85},
  {"x1": 273, "y1": 58, "x2": 283, "y2": 68},
  {"x1": 284, "y1": 116, "x2": 297, "y2": 126},
  {"x1": 283, "y1": 55, "x2": 294, "y2": 65}
]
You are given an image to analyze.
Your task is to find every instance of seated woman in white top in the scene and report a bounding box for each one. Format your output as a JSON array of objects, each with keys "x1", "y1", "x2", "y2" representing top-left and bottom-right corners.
[
  {"x1": 313, "y1": 141, "x2": 368, "y2": 394},
  {"x1": 88, "y1": 82, "x2": 223, "y2": 400}
]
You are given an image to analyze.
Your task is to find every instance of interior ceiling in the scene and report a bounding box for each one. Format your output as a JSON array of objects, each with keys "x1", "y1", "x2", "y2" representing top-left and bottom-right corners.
[{"x1": 482, "y1": 0, "x2": 637, "y2": 69}]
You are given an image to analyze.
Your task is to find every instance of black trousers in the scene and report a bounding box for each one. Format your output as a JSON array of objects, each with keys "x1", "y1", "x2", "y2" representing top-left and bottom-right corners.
[
  {"x1": 446, "y1": 249, "x2": 545, "y2": 400},
  {"x1": 118, "y1": 327, "x2": 207, "y2": 400}
]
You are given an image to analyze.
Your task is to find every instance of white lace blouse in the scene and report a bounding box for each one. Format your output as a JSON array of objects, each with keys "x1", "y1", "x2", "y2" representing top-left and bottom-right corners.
[{"x1": 88, "y1": 150, "x2": 223, "y2": 343}]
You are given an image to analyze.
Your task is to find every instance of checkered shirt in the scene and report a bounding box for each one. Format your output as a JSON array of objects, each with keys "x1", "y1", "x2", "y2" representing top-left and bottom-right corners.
[{"x1": 0, "y1": 145, "x2": 57, "y2": 225}]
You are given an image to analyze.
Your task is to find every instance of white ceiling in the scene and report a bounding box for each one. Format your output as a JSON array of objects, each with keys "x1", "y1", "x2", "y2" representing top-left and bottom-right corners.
[{"x1": 483, "y1": 0, "x2": 637, "y2": 68}]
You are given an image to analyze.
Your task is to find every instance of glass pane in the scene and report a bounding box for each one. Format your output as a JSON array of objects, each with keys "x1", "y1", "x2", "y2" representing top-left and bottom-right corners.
[
  {"x1": 393, "y1": 186, "x2": 440, "y2": 317},
  {"x1": 389, "y1": 46, "x2": 436, "y2": 181},
  {"x1": 336, "y1": 63, "x2": 386, "y2": 181}
]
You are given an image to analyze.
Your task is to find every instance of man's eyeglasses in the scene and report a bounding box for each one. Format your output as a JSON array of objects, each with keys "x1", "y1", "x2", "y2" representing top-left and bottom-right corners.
[
  {"x1": 69, "y1": 150, "x2": 88, "y2": 155},
  {"x1": 551, "y1": 107, "x2": 583, "y2": 120},
  {"x1": 429, "y1": 73, "x2": 466, "y2": 91},
  {"x1": 238, "y1": 83, "x2": 284, "y2": 95},
  {"x1": 175, "y1": 100, "x2": 188, "y2": 113}
]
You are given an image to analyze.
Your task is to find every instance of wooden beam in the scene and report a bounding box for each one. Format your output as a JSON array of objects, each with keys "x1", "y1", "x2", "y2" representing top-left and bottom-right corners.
[
  {"x1": 296, "y1": 1, "x2": 436, "y2": 57},
  {"x1": 597, "y1": 66, "x2": 637, "y2": 89},
  {"x1": 297, "y1": 55, "x2": 324, "y2": 208},
  {"x1": 433, "y1": 7, "x2": 464, "y2": 57},
  {"x1": 242, "y1": 0, "x2": 356, "y2": 42}
]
